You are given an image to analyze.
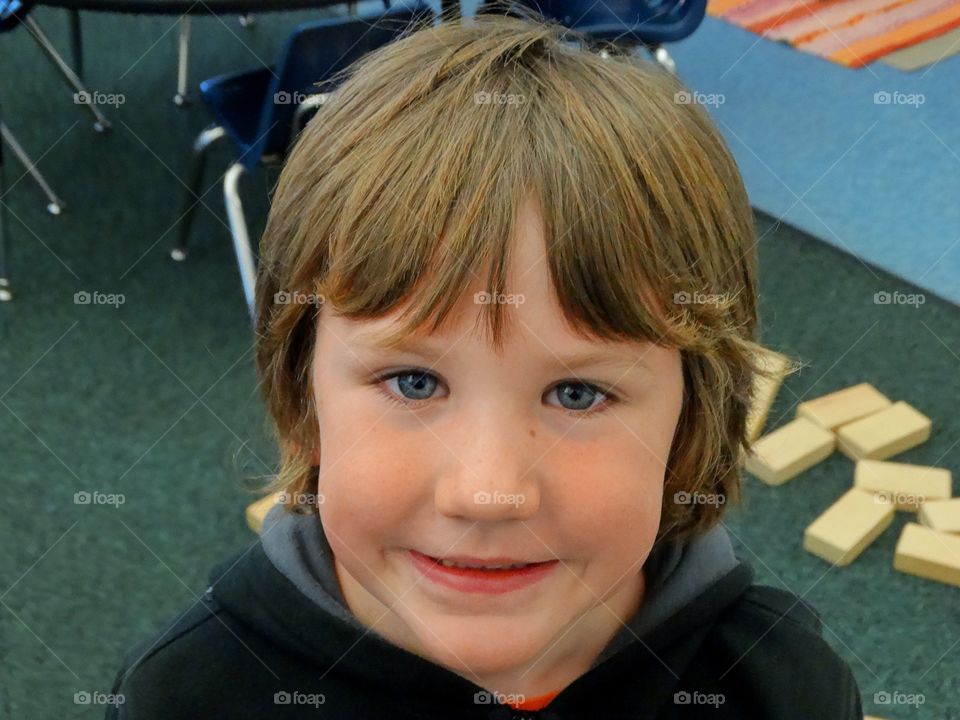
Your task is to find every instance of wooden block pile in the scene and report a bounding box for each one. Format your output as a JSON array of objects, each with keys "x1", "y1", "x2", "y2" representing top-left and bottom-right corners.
[{"x1": 745, "y1": 364, "x2": 959, "y2": 588}]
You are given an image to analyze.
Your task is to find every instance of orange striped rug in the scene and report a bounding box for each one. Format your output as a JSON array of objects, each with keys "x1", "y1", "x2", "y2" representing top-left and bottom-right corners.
[{"x1": 708, "y1": 0, "x2": 960, "y2": 67}]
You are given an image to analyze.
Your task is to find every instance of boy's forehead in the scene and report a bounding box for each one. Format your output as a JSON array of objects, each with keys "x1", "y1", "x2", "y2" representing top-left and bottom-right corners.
[{"x1": 322, "y1": 305, "x2": 657, "y2": 370}]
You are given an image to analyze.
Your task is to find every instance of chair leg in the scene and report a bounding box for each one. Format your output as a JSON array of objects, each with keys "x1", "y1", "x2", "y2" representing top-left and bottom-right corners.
[
  {"x1": 0, "y1": 122, "x2": 66, "y2": 215},
  {"x1": 21, "y1": 15, "x2": 112, "y2": 132},
  {"x1": 174, "y1": 17, "x2": 192, "y2": 107},
  {"x1": 223, "y1": 163, "x2": 257, "y2": 322},
  {"x1": 170, "y1": 124, "x2": 225, "y2": 261},
  {"x1": 650, "y1": 44, "x2": 677, "y2": 75},
  {"x1": 0, "y1": 137, "x2": 10, "y2": 302},
  {"x1": 68, "y1": 9, "x2": 83, "y2": 79}
]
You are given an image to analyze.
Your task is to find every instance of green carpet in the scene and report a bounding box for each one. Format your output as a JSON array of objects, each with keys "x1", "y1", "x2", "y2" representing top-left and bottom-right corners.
[{"x1": 1, "y1": 9, "x2": 959, "y2": 718}]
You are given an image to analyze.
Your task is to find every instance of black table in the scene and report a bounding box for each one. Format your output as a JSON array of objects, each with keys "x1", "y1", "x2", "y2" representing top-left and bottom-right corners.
[
  {"x1": 36, "y1": 0, "x2": 343, "y2": 12},
  {"x1": 33, "y1": 0, "x2": 457, "y2": 104}
]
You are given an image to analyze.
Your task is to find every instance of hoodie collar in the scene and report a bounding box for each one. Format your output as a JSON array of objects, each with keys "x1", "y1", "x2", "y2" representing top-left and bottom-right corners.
[{"x1": 210, "y1": 505, "x2": 753, "y2": 718}]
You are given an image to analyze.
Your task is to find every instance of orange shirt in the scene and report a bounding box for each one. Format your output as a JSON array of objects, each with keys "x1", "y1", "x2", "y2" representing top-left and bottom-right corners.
[{"x1": 506, "y1": 690, "x2": 562, "y2": 711}]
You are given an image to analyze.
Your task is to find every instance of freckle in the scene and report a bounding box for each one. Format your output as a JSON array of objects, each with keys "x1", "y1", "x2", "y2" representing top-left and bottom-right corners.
[{"x1": 529, "y1": 429, "x2": 536, "y2": 438}]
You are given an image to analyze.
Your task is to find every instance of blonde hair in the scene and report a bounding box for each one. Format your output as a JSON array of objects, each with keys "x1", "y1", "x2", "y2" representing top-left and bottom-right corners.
[{"x1": 253, "y1": 9, "x2": 797, "y2": 543}]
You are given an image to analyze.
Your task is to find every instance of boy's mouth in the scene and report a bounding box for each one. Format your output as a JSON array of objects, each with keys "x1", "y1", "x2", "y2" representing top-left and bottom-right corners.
[
  {"x1": 415, "y1": 551, "x2": 555, "y2": 570},
  {"x1": 407, "y1": 549, "x2": 560, "y2": 595}
]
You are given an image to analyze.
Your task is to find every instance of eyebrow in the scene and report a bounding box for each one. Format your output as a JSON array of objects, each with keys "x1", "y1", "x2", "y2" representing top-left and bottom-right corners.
[{"x1": 351, "y1": 330, "x2": 652, "y2": 374}]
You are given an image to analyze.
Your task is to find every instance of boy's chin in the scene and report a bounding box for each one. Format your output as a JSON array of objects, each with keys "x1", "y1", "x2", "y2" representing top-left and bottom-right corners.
[{"x1": 405, "y1": 610, "x2": 561, "y2": 676}]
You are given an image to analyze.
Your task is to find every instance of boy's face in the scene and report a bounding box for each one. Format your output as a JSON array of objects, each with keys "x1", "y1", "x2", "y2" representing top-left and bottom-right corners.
[{"x1": 310, "y1": 198, "x2": 685, "y2": 687}]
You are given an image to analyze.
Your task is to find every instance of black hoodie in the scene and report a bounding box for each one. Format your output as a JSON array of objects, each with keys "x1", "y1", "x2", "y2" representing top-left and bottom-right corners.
[{"x1": 105, "y1": 505, "x2": 863, "y2": 719}]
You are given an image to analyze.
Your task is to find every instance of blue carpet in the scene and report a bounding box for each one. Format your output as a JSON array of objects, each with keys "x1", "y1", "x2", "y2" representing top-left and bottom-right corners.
[{"x1": 666, "y1": 16, "x2": 960, "y2": 307}]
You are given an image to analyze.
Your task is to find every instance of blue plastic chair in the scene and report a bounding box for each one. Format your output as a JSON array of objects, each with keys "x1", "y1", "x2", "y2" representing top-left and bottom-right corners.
[
  {"x1": 171, "y1": 0, "x2": 437, "y2": 320},
  {"x1": 492, "y1": 0, "x2": 706, "y2": 69}
]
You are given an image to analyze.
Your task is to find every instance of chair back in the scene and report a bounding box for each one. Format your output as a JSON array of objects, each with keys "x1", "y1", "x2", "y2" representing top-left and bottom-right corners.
[
  {"x1": 512, "y1": 0, "x2": 706, "y2": 46},
  {"x1": 1, "y1": 0, "x2": 30, "y2": 32},
  {"x1": 245, "y1": 0, "x2": 435, "y2": 167}
]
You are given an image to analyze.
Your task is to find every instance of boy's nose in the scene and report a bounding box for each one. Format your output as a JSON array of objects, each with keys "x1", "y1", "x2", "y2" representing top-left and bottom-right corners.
[{"x1": 433, "y1": 421, "x2": 542, "y2": 522}]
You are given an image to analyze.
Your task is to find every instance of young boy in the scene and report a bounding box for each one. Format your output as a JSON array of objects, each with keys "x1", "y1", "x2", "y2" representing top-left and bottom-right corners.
[{"x1": 107, "y1": 10, "x2": 864, "y2": 719}]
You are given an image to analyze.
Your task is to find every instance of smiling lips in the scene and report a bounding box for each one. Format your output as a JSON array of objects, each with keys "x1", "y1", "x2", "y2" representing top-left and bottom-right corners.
[{"x1": 408, "y1": 549, "x2": 560, "y2": 594}]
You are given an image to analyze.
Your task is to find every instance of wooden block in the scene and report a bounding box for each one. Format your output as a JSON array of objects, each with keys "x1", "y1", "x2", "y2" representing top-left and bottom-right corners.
[
  {"x1": 894, "y1": 522, "x2": 960, "y2": 588},
  {"x1": 919, "y1": 498, "x2": 960, "y2": 534},
  {"x1": 804, "y1": 488, "x2": 894, "y2": 566},
  {"x1": 746, "y1": 348, "x2": 792, "y2": 442},
  {"x1": 796, "y1": 382, "x2": 891, "y2": 431},
  {"x1": 835, "y1": 401, "x2": 932, "y2": 461},
  {"x1": 245, "y1": 491, "x2": 284, "y2": 534},
  {"x1": 745, "y1": 416, "x2": 836, "y2": 485},
  {"x1": 853, "y1": 459, "x2": 952, "y2": 511}
]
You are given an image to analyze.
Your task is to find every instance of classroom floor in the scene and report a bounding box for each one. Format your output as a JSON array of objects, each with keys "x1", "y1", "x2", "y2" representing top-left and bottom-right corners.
[{"x1": 1, "y1": 7, "x2": 959, "y2": 719}]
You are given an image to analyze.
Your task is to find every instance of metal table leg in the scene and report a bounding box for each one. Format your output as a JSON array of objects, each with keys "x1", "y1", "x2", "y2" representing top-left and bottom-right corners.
[
  {"x1": 0, "y1": 119, "x2": 9, "y2": 303},
  {"x1": 22, "y1": 15, "x2": 111, "y2": 132},
  {"x1": 69, "y1": 9, "x2": 83, "y2": 79},
  {"x1": 0, "y1": 123, "x2": 66, "y2": 216},
  {"x1": 174, "y1": 16, "x2": 192, "y2": 107}
]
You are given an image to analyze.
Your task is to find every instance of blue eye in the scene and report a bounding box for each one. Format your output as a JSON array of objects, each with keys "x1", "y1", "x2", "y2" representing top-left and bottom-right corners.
[
  {"x1": 374, "y1": 370, "x2": 617, "y2": 417},
  {"x1": 382, "y1": 370, "x2": 440, "y2": 402},
  {"x1": 551, "y1": 381, "x2": 606, "y2": 412}
]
